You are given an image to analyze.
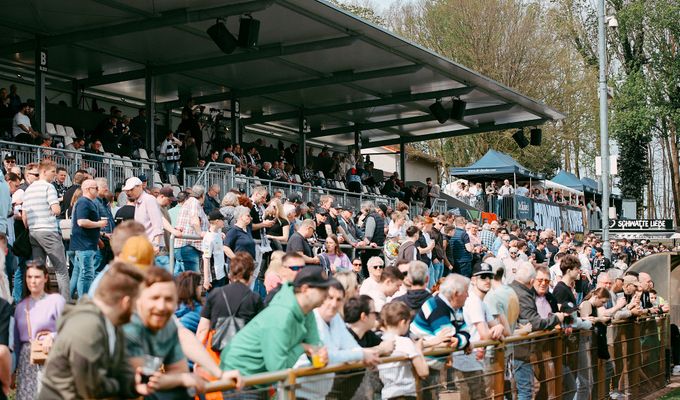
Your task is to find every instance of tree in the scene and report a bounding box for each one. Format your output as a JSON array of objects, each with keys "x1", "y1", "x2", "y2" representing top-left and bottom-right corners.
[{"x1": 383, "y1": 0, "x2": 599, "y2": 178}]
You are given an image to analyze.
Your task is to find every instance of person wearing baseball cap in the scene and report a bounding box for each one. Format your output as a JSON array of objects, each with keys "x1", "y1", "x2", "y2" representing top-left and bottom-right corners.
[
  {"x1": 220, "y1": 264, "x2": 330, "y2": 376},
  {"x1": 122, "y1": 176, "x2": 164, "y2": 251},
  {"x1": 201, "y1": 209, "x2": 228, "y2": 290},
  {"x1": 154, "y1": 186, "x2": 182, "y2": 270},
  {"x1": 452, "y1": 261, "x2": 507, "y2": 393}
]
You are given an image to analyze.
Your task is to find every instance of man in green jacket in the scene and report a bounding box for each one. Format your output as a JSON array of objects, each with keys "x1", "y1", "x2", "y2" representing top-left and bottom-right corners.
[
  {"x1": 220, "y1": 265, "x2": 331, "y2": 375},
  {"x1": 39, "y1": 262, "x2": 145, "y2": 399}
]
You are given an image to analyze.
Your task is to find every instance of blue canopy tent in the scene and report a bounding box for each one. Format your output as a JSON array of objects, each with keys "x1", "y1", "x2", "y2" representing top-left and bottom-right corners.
[
  {"x1": 550, "y1": 170, "x2": 585, "y2": 192},
  {"x1": 449, "y1": 149, "x2": 544, "y2": 184},
  {"x1": 581, "y1": 177, "x2": 601, "y2": 194}
]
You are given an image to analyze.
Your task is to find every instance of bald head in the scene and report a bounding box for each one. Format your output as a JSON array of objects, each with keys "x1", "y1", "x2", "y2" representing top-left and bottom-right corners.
[
  {"x1": 81, "y1": 179, "x2": 98, "y2": 200},
  {"x1": 639, "y1": 272, "x2": 652, "y2": 290}
]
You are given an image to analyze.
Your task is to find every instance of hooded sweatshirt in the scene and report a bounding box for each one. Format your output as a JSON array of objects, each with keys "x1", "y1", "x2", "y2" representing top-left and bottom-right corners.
[
  {"x1": 39, "y1": 298, "x2": 136, "y2": 400},
  {"x1": 392, "y1": 289, "x2": 432, "y2": 311},
  {"x1": 220, "y1": 282, "x2": 321, "y2": 375}
]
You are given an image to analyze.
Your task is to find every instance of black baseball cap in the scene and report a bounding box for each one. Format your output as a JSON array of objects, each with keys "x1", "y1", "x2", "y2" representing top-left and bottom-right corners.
[
  {"x1": 208, "y1": 209, "x2": 225, "y2": 221},
  {"x1": 287, "y1": 192, "x2": 302, "y2": 204},
  {"x1": 316, "y1": 208, "x2": 329, "y2": 217},
  {"x1": 559, "y1": 301, "x2": 579, "y2": 314},
  {"x1": 293, "y1": 266, "x2": 332, "y2": 288},
  {"x1": 378, "y1": 204, "x2": 388, "y2": 214},
  {"x1": 472, "y1": 261, "x2": 494, "y2": 277}
]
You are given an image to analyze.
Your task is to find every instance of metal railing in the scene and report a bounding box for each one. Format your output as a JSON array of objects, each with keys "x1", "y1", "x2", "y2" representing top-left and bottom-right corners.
[
  {"x1": 0, "y1": 140, "x2": 156, "y2": 192},
  {"x1": 201, "y1": 315, "x2": 669, "y2": 399},
  {"x1": 181, "y1": 164, "x2": 397, "y2": 211}
]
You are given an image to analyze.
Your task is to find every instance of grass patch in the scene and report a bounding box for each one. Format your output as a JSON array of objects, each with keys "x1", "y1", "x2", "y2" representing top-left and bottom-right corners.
[{"x1": 660, "y1": 388, "x2": 680, "y2": 399}]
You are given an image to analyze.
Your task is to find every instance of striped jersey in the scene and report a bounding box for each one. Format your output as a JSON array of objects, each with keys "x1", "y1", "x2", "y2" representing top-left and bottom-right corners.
[
  {"x1": 23, "y1": 180, "x2": 59, "y2": 232},
  {"x1": 410, "y1": 293, "x2": 470, "y2": 351}
]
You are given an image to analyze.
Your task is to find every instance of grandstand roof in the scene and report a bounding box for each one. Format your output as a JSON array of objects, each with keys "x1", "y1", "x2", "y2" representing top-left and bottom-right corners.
[{"x1": 0, "y1": 0, "x2": 564, "y2": 149}]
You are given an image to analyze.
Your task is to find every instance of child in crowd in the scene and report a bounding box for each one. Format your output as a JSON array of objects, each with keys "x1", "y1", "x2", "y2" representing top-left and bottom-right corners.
[
  {"x1": 378, "y1": 301, "x2": 429, "y2": 400},
  {"x1": 201, "y1": 209, "x2": 229, "y2": 291}
]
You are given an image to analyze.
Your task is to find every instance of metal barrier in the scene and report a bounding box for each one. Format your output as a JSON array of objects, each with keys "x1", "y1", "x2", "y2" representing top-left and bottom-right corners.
[
  {"x1": 201, "y1": 315, "x2": 669, "y2": 399},
  {"x1": 0, "y1": 140, "x2": 156, "y2": 192},
  {"x1": 183, "y1": 162, "x2": 235, "y2": 194}
]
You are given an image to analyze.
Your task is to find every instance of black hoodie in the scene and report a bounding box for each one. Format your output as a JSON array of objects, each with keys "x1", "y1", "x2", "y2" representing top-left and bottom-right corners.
[{"x1": 392, "y1": 289, "x2": 432, "y2": 311}]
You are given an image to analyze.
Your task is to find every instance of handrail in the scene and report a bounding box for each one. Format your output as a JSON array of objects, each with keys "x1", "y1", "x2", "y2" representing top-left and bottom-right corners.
[
  {"x1": 0, "y1": 139, "x2": 156, "y2": 167},
  {"x1": 203, "y1": 314, "x2": 668, "y2": 394}
]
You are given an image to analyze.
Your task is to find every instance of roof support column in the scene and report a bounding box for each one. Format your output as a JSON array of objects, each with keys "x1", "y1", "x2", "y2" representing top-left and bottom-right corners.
[
  {"x1": 298, "y1": 112, "x2": 306, "y2": 173},
  {"x1": 354, "y1": 124, "x2": 361, "y2": 152},
  {"x1": 34, "y1": 38, "x2": 46, "y2": 134},
  {"x1": 230, "y1": 98, "x2": 240, "y2": 145},
  {"x1": 144, "y1": 67, "x2": 155, "y2": 151},
  {"x1": 399, "y1": 139, "x2": 406, "y2": 183},
  {"x1": 71, "y1": 80, "x2": 80, "y2": 109}
]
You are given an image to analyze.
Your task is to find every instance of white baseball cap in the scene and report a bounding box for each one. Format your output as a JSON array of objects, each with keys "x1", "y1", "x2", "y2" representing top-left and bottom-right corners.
[{"x1": 122, "y1": 177, "x2": 143, "y2": 191}]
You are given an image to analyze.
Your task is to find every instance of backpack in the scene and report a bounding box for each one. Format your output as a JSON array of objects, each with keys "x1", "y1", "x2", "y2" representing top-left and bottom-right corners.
[{"x1": 210, "y1": 290, "x2": 247, "y2": 352}]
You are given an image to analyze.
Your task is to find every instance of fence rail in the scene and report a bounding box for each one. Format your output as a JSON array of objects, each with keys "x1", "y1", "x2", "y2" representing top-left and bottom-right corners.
[
  {"x1": 202, "y1": 315, "x2": 668, "y2": 400},
  {"x1": 0, "y1": 140, "x2": 156, "y2": 192},
  {"x1": 182, "y1": 164, "x2": 397, "y2": 211}
]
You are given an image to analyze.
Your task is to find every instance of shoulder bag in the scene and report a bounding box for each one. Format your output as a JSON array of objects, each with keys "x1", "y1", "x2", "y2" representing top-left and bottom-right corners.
[
  {"x1": 210, "y1": 289, "x2": 248, "y2": 353},
  {"x1": 59, "y1": 207, "x2": 72, "y2": 241},
  {"x1": 25, "y1": 299, "x2": 51, "y2": 365}
]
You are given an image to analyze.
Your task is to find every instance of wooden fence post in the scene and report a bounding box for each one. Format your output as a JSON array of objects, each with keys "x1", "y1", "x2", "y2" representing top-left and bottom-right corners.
[
  {"x1": 493, "y1": 346, "x2": 505, "y2": 400},
  {"x1": 553, "y1": 334, "x2": 564, "y2": 399}
]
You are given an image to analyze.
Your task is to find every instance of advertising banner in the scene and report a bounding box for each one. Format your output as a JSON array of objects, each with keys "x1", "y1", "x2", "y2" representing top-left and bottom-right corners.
[
  {"x1": 515, "y1": 196, "x2": 533, "y2": 220},
  {"x1": 533, "y1": 201, "x2": 563, "y2": 234}
]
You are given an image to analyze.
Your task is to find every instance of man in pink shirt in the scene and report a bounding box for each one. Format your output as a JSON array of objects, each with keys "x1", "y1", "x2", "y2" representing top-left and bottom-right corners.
[{"x1": 122, "y1": 177, "x2": 163, "y2": 251}]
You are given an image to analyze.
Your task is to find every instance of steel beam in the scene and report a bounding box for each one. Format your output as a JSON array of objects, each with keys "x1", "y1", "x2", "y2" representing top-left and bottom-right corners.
[
  {"x1": 34, "y1": 40, "x2": 46, "y2": 134},
  {"x1": 160, "y1": 64, "x2": 422, "y2": 109},
  {"x1": 241, "y1": 86, "x2": 476, "y2": 125},
  {"x1": 298, "y1": 112, "x2": 306, "y2": 172},
  {"x1": 362, "y1": 119, "x2": 548, "y2": 149},
  {"x1": 78, "y1": 36, "x2": 357, "y2": 87},
  {"x1": 145, "y1": 68, "x2": 155, "y2": 150},
  {"x1": 399, "y1": 140, "x2": 406, "y2": 182},
  {"x1": 306, "y1": 103, "x2": 514, "y2": 138},
  {"x1": 0, "y1": 1, "x2": 273, "y2": 55}
]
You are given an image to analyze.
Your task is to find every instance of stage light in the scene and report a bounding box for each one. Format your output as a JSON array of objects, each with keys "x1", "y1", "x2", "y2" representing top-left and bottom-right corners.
[
  {"x1": 450, "y1": 98, "x2": 467, "y2": 120},
  {"x1": 429, "y1": 100, "x2": 448, "y2": 124},
  {"x1": 238, "y1": 15, "x2": 260, "y2": 48},
  {"x1": 513, "y1": 129, "x2": 529, "y2": 148},
  {"x1": 207, "y1": 20, "x2": 238, "y2": 54},
  {"x1": 530, "y1": 128, "x2": 542, "y2": 146}
]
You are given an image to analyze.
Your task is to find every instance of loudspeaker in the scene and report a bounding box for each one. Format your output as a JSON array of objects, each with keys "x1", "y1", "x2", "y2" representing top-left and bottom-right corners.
[
  {"x1": 207, "y1": 22, "x2": 238, "y2": 54},
  {"x1": 450, "y1": 99, "x2": 467, "y2": 120},
  {"x1": 530, "y1": 128, "x2": 542, "y2": 146},
  {"x1": 238, "y1": 17, "x2": 260, "y2": 48},
  {"x1": 429, "y1": 101, "x2": 449, "y2": 124},
  {"x1": 513, "y1": 129, "x2": 529, "y2": 148}
]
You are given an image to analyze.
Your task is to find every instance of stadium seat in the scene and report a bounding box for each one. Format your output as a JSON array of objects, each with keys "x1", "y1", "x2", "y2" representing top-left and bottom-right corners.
[
  {"x1": 64, "y1": 136, "x2": 73, "y2": 147},
  {"x1": 317, "y1": 171, "x2": 325, "y2": 179},
  {"x1": 64, "y1": 126, "x2": 76, "y2": 138},
  {"x1": 45, "y1": 123, "x2": 57, "y2": 135},
  {"x1": 153, "y1": 172, "x2": 163, "y2": 185},
  {"x1": 138, "y1": 148, "x2": 149, "y2": 160},
  {"x1": 172, "y1": 186, "x2": 181, "y2": 197},
  {"x1": 55, "y1": 125, "x2": 67, "y2": 137},
  {"x1": 168, "y1": 175, "x2": 179, "y2": 186}
]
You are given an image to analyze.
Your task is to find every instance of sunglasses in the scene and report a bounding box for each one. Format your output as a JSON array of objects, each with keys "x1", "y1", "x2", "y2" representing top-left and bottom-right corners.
[
  {"x1": 371, "y1": 265, "x2": 385, "y2": 269},
  {"x1": 352, "y1": 262, "x2": 362, "y2": 266},
  {"x1": 477, "y1": 275, "x2": 492, "y2": 280},
  {"x1": 287, "y1": 265, "x2": 304, "y2": 271},
  {"x1": 535, "y1": 278, "x2": 550, "y2": 284}
]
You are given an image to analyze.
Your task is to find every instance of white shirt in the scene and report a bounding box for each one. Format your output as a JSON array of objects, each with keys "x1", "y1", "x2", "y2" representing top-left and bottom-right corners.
[
  {"x1": 498, "y1": 185, "x2": 514, "y2": 196},
  {"x1": 454, "y1": 291, "x2": 493, "y2": 371},
  {"x1": 359, "y1": 276, "x2": 387, "y2": 311},
  {"x1": 201, "y1": 231, "x2": 227, "y2": 281},
  {"x1": 12, "y1": 112, "x2": 31, "y2": 137},
  {"x1": 378, "y1": 333, "x2": 419, "y2": 399}
]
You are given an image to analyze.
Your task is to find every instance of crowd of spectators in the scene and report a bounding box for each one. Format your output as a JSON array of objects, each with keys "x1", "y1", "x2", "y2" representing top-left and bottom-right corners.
[{"x1": 0, "y1": 87, "x2": 671, "y2": 400}]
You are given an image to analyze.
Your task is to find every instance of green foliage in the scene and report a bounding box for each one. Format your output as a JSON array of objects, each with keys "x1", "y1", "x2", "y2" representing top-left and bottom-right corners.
[
  {"x1": 384, "y1": 0, "x2": 599, "y2": 178},
  {"x1": 329, "y1": 0, "x2": 387, "y2": 26},
  {"x1": 610, "y1": 71, "x2": 653, "y2": 210}
]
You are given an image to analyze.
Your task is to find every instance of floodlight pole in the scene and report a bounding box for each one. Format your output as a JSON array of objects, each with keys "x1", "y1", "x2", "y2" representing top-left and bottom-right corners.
[{"x1": 598, "y1": 0, "x2": 611, "y2": 257}]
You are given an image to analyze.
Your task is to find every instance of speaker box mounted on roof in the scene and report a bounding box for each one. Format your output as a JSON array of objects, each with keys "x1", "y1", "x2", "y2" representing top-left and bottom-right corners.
[
  {"x1": 429, "y1": 101, "x2": 449, "y2": 124},
  {"x1": 513, "y1": 129, "x2": 529, "y2": 149},
  {"x1": 530, "y1": 128, "x2": 542, "y2": 146},
  {"x1": 238, "y1": 16, "x2": 260, "y2": 48},
  {"x1": 207, "y1": 21, "x2": 238, "y2": 54}
]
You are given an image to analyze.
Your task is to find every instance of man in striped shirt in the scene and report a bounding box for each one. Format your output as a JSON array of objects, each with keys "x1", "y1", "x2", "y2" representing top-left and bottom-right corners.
[{"x1": 21, "y1": 160, "x2": 70, "y2": 299}]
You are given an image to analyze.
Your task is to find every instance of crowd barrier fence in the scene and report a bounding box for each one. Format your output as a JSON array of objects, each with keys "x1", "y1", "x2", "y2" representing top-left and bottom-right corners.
[
  {"x1": 0, "y1": 140, "x2": 156, "y2": 192},
  {"x1": 199, "y1": 315, "x2": 668, "y2": 400}
]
